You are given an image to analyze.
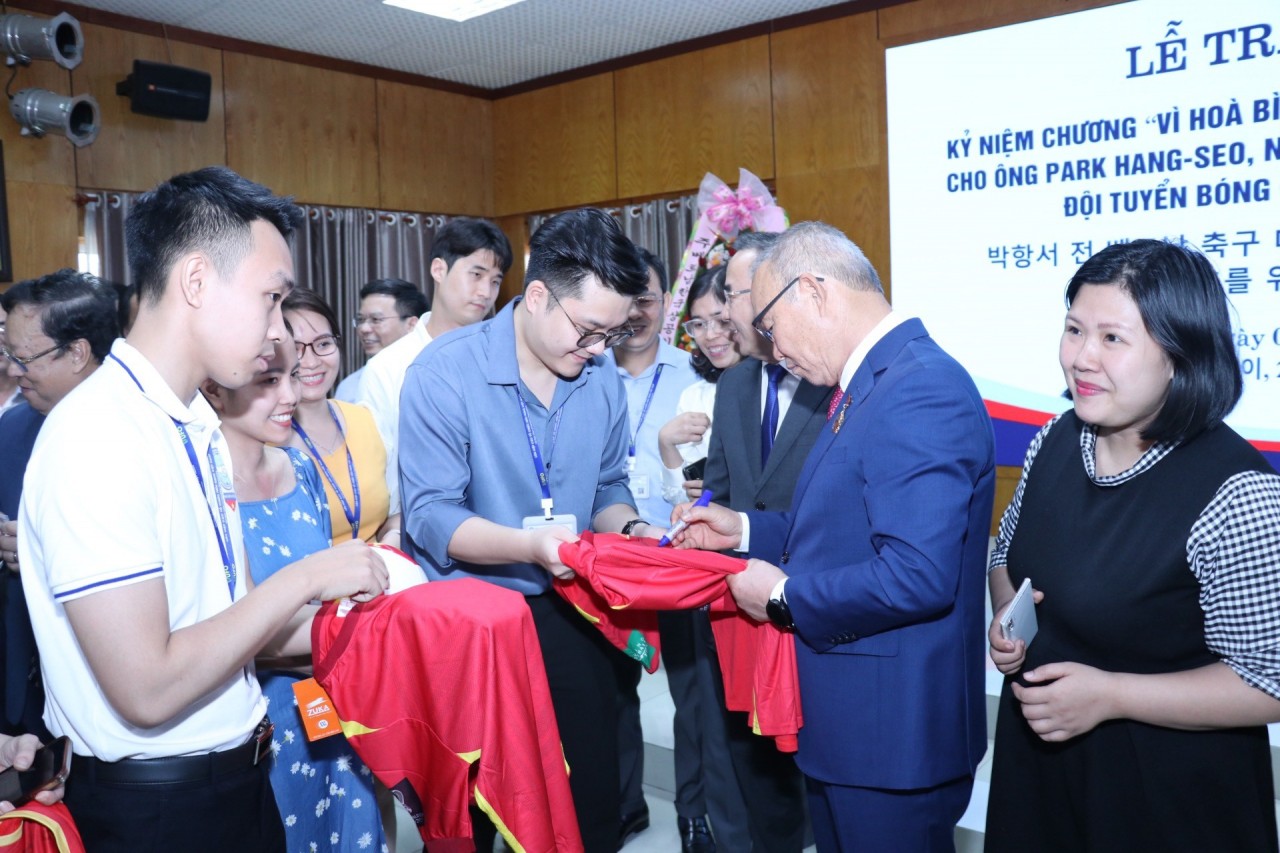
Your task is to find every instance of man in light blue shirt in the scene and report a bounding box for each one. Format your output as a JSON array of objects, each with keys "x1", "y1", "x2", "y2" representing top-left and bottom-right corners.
[
  {"x1": 605, "y1": 250, "x2": 720, "y2": 853},
  {"x1": 398, "y1": 208, "x2": 658, "y2": 853}
]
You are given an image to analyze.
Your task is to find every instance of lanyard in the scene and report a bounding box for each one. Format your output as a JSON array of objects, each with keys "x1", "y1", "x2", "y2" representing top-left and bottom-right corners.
[
  {"x1": 292, "y1": 403, "x2": 362, "y2": 539},
  {"x1": 627, "y1": 364, "x2": 664, "y2": 472},
  {"x1": 108, "y1": 353, "x2": 238, "y2": 602},
  {"x1": 173, "y1": 420, "x2": 239, "y2": 600},
  {"x1": 516, "y1": 389, "x2": 565, "y2": 519}
]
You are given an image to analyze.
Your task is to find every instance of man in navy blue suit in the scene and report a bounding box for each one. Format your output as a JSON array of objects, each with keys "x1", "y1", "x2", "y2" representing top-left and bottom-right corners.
[{"x1": 675, "y1": 222, "x2": 995, "y2": 852}]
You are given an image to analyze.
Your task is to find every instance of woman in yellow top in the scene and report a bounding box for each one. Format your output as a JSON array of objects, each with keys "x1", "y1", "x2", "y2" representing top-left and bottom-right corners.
[{"x1": 282, "y1": 288, "x2": 400, "y2": 546}]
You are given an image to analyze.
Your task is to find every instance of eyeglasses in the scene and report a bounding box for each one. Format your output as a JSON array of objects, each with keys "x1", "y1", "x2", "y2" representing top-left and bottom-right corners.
[
  {"x1": 1, "y1": 343, "x2": 65, "y2": 373},
  {"x1": 681, "y1": 318, "x2": 733, "y2": 338},
  {"x1": 544, "y1": 287, "x2": 634, "y2": 349},
  {"x1": 632, "y1": 294, "x2": 661, "y2": 311},
  {"x1": 723, "y1": 288, "x2": 752, "y2": 301},
  {"x1": 296, "y1": 334, "x2": 340, "y2": 359},
  {"x1": 752, "y1": 275, "x2": 820, "y2": 343},
  {"x1": 352, "y1": 314, "x2": 410, "y2": 329}
]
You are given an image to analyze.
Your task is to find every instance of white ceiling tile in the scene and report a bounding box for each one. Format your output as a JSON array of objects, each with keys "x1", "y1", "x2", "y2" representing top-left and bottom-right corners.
[{"x1": 63, "y1": 0, "x2": 861, "y2": 89}]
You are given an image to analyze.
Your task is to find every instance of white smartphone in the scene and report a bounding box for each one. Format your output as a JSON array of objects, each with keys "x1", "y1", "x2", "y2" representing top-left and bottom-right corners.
[{"x1": 999, "y1": 577, "x2": 1038, "y2": 646}]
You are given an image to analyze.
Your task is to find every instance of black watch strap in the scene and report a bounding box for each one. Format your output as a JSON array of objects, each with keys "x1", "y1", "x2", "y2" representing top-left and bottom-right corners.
[
  {"x1": 621, "y1": 518, "x2": 646, "y2": 536},
  {"x1": 766, "y1": 595, "x2": 795, "y2": 631}
]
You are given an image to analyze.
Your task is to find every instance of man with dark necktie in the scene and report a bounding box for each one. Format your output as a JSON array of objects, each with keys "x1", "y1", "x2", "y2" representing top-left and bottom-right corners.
[{"x1": 694, "y1": 229, "x2": 832, "y2": 852}]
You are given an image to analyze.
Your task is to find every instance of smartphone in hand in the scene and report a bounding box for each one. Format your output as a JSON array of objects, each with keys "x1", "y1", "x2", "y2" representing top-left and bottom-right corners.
[
  {"x1": 999, "y1": 577, "x2": 1038, "y2": 647},
  {"x1": 0, "y1": 736, "x2": 71, "y2": 807}
]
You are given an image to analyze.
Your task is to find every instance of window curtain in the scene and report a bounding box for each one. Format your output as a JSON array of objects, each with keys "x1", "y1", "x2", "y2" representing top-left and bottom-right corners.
[
  {"x1": 292, "y1": 206, "x2": 449, "y2": 371},
  {"x1": 80, "y1": 193, "x2": 449, "y2": 373},
  {"x1": 528, "y1": 194, "x2": 698, "y2": 291},
  {"x1": 81, "y1": 191, "x2": 139, "y2": 286}
]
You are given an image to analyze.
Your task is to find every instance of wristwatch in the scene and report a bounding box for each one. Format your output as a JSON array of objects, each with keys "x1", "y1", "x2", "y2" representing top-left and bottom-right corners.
[
  {"x1": 620, "y1": 518, "x2": 647, "y2": 537},
  {"x1": 766, "y1": 593, "x2": 794, "y2": 631}
]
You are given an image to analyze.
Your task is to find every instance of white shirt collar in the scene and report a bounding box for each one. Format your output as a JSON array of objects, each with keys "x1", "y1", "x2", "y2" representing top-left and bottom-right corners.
[{"x1": 838, "y1": 311, "x2": 909, "y2": 393}]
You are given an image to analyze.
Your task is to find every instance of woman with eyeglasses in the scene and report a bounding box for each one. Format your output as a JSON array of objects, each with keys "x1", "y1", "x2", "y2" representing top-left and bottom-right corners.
[
  {"x1": 658, "y1": 266, "x2": 742, "y2": 505},
  {"x1": 282, "y1": 289, "x2": 399, "y2": 547},
  {"x1": 201, "y1": 334, "x2": 387, "y2": 853}
]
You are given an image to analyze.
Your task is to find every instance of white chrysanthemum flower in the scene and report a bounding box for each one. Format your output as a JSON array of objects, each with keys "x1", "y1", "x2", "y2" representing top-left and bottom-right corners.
[
  {"x1": 262, "y1": 537, "x2": 276, "y2": 546},
  {"x1": 263, "y1": 505, "x2": 273, "y2": 515},
  {"x1": 261, "y1": 546, "x2": 271, "y2": 554},
  {"x1": 284, "y1": 729, "x2": 295, "y2": 744},
  {"x1": 292, "y1": 509, "x2": 302, "y2": 521},
  {"x1": 358, "y1": 832, "x2": 373, "y2": 848},
  {"x1": 280, "y1": 545, "x2": 292, "y2": 558},
  {"x1": 247, "y1": 517, "x2": 259, "y2": 529},
  {"x1": 330, "y1": 833, "x2": 340, "y2": 845},
  {"x1": 290, "y1": 761, "x2": 301, "y2": 774},
  {"x1": 270, "y1": 740, "x2": 281, "y2": 757},
  {"x1": 329, "y1": 782, "x2": 339, "y2": 796},
  {"x1": 335, "y1": 756, "x2": 351, "y2": 773},
  {"x1": 352, "y1": 798, "x2": 362, "y2": 809},
  {"x1": 284, "y1": 815, "x2": 296, "y2": 827}
]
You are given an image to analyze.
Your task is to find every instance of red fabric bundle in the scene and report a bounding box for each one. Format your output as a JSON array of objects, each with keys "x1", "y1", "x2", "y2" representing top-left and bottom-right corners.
[
  {"x1": 556, "y1": 532, "x2": 802, "y2": 751},
  {"x1": 313, "y1": 579, "x2": 582, "y2": 853}
]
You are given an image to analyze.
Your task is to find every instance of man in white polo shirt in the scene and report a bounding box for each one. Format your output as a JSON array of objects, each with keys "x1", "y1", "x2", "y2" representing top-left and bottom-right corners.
[{"x1": 19, "y1": 167, "x2": 388, "y2": 853}]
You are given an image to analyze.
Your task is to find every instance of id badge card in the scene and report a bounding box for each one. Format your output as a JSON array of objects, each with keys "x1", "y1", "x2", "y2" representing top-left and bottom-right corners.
[
  {"x1": 628, "y1": 474, "x2": 650, "y2": 500},
  {"x1": 522, "y1": 513, "x2": 578, "y2": 532}
]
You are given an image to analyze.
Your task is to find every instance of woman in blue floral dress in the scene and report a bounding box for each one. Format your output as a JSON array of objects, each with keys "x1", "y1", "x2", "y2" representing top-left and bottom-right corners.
[{"x1": 203, "y1": 340, "x2": 387, "y2": 853}]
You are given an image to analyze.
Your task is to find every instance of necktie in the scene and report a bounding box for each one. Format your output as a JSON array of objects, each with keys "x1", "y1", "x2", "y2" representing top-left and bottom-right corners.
[
  {"x1": 761, "y1": 363, "x2": 785, "y2": 465},
  {"x1": 827, "y1": 387, "x2": 845, "y2": 421}
]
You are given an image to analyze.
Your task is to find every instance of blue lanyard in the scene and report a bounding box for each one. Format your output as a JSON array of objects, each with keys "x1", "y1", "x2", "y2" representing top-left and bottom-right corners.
[
  {"x1": 627, "y1": 364, "x2": 665, "y2": 469},
  {"x1": 515, "y1": 390, "x2": 565, "y2": 519},
  {"x1": 292, "y1": 403, "x2": 362, "y2": 539},
  {"x1": 173, "y1": 420, "x2": 239, "y2": 600},
  {"x1": 108, "y1": 353, "x2": 238, "y2": 602}
]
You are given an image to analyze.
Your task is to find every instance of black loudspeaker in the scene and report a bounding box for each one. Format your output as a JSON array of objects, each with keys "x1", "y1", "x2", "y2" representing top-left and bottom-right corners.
[{"x1": 116, "y1": 60, "x2": 211, "y2": 122}]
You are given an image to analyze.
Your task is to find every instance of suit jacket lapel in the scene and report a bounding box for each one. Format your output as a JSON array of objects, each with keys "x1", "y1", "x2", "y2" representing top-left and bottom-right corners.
[
  {"x1": 739, "y1": 360, "x2": 765, "y2": 480},
  {"x1": 785, "y1": 320, "x2": 929, "y2": 514}
]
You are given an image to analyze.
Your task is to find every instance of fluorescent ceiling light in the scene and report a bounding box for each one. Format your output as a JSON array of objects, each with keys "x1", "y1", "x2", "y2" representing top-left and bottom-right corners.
[{"x1": 382, "y1": 0, "x2": 526, "y2": 21}]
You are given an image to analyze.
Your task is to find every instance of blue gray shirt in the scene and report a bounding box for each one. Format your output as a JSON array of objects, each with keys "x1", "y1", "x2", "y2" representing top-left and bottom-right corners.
[
  {"x1": 604, "y1": 342, "x2": 698, "y2": 528},
  {"x1": 398, "y1": 298, "x2": 634, "y2": 595}
]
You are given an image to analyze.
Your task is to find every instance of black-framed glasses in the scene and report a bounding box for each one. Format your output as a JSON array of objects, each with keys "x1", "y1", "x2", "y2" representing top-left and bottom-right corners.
[
  {"x1": 296, "y1": 334, "x2": 340, "y2": 359},
  {"x1": 1, "y1": 343, "x2": 66, "y2": 373},
  {"x1": 681, "y1": 317, "x2": 733, "y2": 338},
  {"x1": 545, "y1": 287, "x2": 634, "y2": 349},
  {"x1": 352, "y1": 314, "x2": 410, "y2": 329},
  {"x1": 752, "y1": 275, "x2": 821, "y2": 342}
]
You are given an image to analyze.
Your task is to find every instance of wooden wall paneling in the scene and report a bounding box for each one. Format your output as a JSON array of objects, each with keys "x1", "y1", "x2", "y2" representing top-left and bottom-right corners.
[
  {"x1": 772, "y1": 15, "x2": 884, "y2": 176},
  {"x1": 878, "y1": 0, "x2": 1130, "y2": 46},
  {"x1": 774, "y1": 165, "x2": 890, "y2": 293},
  {"x1": 614, "y1": 36, "x2": 773, "y2": 200},
  {"x1": 72, "y1": 25, "x2": 227, "y2": 191},
  {"x1": 377, "y1": 81, "x2": 493, "y2": 216},
  {"x1": 992, "y1": 465, "x2": 1021, "y2": 535},
  {"x1": 224, "y1": 53, "x2": 379, "y2": 208},
  {"x1": 5, "y1": 181, "x2": 79, "y2": 280},
  {"x1": 0, "y1": 61, "x2": 76, "y2": 187},
  {"x1": 492, "y1": 73, "x2": 616, "y2": 215},
  {"x1": 494, "y1": 213, "x2": 529, "y2": 310},
  {"x1": 771, "y1": 14, "x2": 889, "y2": 289}
]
